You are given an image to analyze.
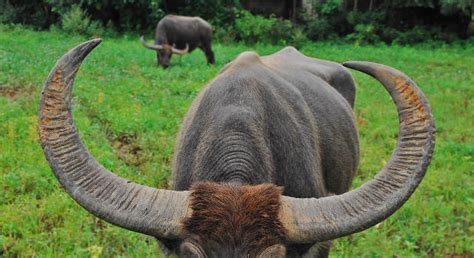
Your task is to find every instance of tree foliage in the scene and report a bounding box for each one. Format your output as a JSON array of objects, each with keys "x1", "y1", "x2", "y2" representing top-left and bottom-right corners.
[
  {"x1": 0, "y1": 0, "x2": 165, "y2": 31},
  {"x1": 0, "y1": 0, "x2": 471, "y2": 43}
]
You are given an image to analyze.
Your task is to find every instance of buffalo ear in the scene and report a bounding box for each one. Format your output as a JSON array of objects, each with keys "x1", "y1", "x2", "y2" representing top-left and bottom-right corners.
[
  {"x1": 179, "y1": 241, "x2": 206, "y2": 258},
  {"x1": 258, "y1": 244, "x2": 286, "y2": 258}
]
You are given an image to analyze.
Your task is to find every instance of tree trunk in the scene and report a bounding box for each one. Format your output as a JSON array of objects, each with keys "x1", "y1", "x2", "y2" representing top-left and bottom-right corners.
[{"x1": 292, "y1": 0, "x2": 297, "y2": 21}]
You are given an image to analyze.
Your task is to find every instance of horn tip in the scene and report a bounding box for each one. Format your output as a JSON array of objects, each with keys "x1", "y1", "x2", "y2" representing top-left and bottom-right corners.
[
  {"x1": 87, "y1": 38, "x2": 102, "y2": 50},
  {"x1": 68, "y1": 38, "x2": 102, "y2": 59},
  {"x1": 84, "y1": 38, "x2": 102, "y2": 48}
]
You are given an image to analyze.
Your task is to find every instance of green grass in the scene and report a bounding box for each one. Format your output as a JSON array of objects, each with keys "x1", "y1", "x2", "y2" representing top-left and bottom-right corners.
[{"x1": 1, "y1": 26, "x2": 473, "y2": 257}]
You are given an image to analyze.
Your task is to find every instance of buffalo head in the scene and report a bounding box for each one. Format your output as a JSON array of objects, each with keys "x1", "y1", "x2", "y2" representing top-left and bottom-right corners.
[{"x1": 140, "y1": 36, "x2": 189, "y2": 68}]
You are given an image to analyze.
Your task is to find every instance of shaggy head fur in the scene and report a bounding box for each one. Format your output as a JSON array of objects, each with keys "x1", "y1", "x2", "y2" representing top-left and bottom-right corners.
[{"x1": 182, "y1": 182, "x2": 287, "y2": 256}]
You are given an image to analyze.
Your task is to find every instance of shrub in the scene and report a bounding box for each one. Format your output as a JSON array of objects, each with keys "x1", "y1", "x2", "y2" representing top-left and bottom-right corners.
[
  {"x1": 0, "y1": 1, "x2": 57, "y2": 29},
  {"x1": 0, "y1": 1, "x2": 16, "y2": 24},
  {"x1": 393, "y1": 26, "x2": 448, "y2": 44},
  {"x1": 214, "y1": 27, "x2": 237, "y2": 44},
  {"x1": 232, "y1": 10, "x2": 304, "y2": 45},
  {"x1": 304, "y1": 16, "x2": 336, "y2": 40},
  {"x1": 346, "y1": 24, "x2": 381, "y2": 45},
  {"x1": 290, "y1": 27, "x2": 310, "y2": 49},
  {"x1": 178, "y1": 0, "x2": 242, "y2": 27},
  {"x1": 234, "y1": 10, "x2": 275, "y2": 44},
  {"x1": 316, "y1": 0, "x2": 343, "y2": 15},
  {"x1": 269, "y1": 19, "x2": 295, "y2": 44},
  {"x1": 60, "y1": 5, "x2": 103, "y2": 36},
  {"x1": 346, "y1": 11, "x2": 385, "y2": 27}
]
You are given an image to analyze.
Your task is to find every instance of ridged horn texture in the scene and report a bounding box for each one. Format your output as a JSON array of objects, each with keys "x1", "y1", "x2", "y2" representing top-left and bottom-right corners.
[
  {"x1": 172, "y1": 44, "x2": 189, "y2": 55},
  {"x1": 281, "y1": 61, "x2": 435, "y2": 243},
  {"x1": 38, "y1": 39, "x2": 189, "y2": 240},
  {"x1": 140, "y1": 35, "x2": 164, "y2": 50}
]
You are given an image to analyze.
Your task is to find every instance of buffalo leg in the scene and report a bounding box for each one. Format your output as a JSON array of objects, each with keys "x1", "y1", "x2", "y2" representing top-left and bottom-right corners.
[{"x1": 201, "y1": 44, "x2": 215, "y2": 64}]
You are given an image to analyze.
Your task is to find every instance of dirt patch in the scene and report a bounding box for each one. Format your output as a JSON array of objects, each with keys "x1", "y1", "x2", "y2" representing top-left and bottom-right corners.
[
  {"x1": 39, "y1": 213, "x2": 65, "y2": 232},
  {"x1": 92, "y1": 217, "x2": 106, "y2": 234},
  {"x1": 81, "y1": 103, "x2": 147, "y2": 167},
  {"x1": 1, "y1": 239, "x2": 16, "y2": 256},
  {"x1": 0, "y1": 85, "x2": 36, "y2": 100},
  {"x1": 112, "y1": 133, "x2": 145, "y2": 166},
  {"x1": 356, "y1": 113, "x2": 367, "y2": 126}
]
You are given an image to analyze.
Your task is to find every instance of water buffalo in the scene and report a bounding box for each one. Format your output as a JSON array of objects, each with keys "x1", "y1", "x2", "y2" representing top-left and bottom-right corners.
[
  {"x1": 39, "y1": 39, "x2": 435, "y2": 257},
  {"x1": 140, "y1": 15, "x2": 215, "y2": 68}
]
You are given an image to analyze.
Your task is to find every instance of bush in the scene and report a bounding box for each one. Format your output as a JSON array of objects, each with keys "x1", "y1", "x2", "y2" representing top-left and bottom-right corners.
[
  {"x1": 300, "y1": 0, "x2": 350, "y2": 41},
  {"x1": 346, "y1": 11, "x2": 385, "y2": 27},
  {"x1": 0, "y1": 1, "x2": 58, "y2": 29},
  {"x1": 60, "y1": 5, "x2": 103, "y2": 36},
  {"x1": 232, "y1": 10, "x2": 305, "y2": 45},
  {"x1": 234, "y1": 10, "x2": 275, "y2": 44},
  {"x1": 178, "y1": 0, "x2": 242, "y2": 27},
  {"x1": 290, "y1": 27, "x2": 310, "y2": 49},
  {"x1": 304, "y1": 16, "x2": 336, "y2": 40},
  {"x1": 214, "y1": 27, "x2": 237, "y2": 44},
  {"x1": 270, "y1": 19, "x2": 296, "y2": 43},
  {"x1": 392, "y1": 26, "x2": 455, "y2": 44},
  {"x1": 0, "y1": 1, "x2": 16, "y2": 24},
  {"x1": 346, "y1": 24, "x2": 381, "y2": 45}
]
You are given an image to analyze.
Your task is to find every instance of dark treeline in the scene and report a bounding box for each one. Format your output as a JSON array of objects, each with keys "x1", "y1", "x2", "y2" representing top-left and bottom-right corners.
[{"x1": 0, "y1": 0, "x2": 472, "y2": 44}]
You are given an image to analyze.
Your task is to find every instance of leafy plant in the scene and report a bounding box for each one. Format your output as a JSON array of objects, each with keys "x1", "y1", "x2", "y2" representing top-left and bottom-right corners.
[
  {"x1": 346, "y1": 23, "x2": 381, "y2": 45},
  {"x1": 233, "y1": 10, "x2": 304, "y2": 45},
  {"x1": 316, "y1": 0, "x2": 343, "y2": 15},
  {"x1": 304, "y1": 16, "x2": 336, "y2": 40},
  {"x1": 60, "y1": 5, "x2": 102, "y2": 36},
  {"x1": 234, "y1": 10, "x2": 275, "y2": 44}
]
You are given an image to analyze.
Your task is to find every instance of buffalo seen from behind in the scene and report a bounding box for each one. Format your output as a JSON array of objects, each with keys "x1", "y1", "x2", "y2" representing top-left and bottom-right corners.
[
  {"x1": 141, "y1": 15, "x2": 215, "y2": 68},
  {"x1": 39, "y1": 39, "x2": 434, "y2": 257}
]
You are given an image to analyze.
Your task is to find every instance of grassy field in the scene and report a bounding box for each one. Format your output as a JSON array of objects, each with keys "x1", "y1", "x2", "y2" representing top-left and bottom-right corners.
[{"x1": 0, "y1": 26, "x2": 473, "y2": 257}]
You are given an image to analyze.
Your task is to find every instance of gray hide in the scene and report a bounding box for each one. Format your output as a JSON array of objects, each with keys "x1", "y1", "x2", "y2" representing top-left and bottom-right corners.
[
  {"x1": 173, "y1": 47, "x2": 358, "y2": 196},
  {"x1": 171, "y1": 47, "x2": 359, "y2": 255}
]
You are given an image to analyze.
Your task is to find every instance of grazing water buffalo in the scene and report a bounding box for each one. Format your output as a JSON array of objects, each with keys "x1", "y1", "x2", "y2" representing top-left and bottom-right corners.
[
  {"x1": 141, "y1": 15, "x2": 215, "y2": 68},
  {"x1": 39, "y1": 39, "x2": 435, "y2": 257}
]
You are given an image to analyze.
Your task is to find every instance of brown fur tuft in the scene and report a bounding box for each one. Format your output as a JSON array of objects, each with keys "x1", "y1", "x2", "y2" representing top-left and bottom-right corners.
[{"x1": 183, "y1": 182, "x2": 287, "y2": 253}]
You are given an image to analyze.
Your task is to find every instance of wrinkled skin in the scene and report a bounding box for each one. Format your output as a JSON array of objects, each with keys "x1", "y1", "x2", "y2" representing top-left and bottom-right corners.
[{"x1": 162, "y1": 47, "x2": 359, "y2": 257}]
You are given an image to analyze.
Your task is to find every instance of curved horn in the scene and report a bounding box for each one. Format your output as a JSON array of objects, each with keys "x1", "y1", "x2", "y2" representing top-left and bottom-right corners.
[
  {"x1": 38, "y1": 39, "x2": 189, "y2": 240},
  {"x1": 140, "y1": 35, "x2": 164, "y2": 50},
  {"x1": 281, "y1": 61, "x2": 435, "y2": 243},
  {"x1": 172, "y1": 44, "x2": 189, "y2": 55}
]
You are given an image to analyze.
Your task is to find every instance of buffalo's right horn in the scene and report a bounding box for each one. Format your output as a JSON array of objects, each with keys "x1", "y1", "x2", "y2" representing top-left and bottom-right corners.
[
  {"x1": 39, "y1": 39, "x2": 189, "y2": 240},
  {"x1": 140, "y1": 35, "x2": 164, "y2": 50},
  {"x1": 171, "y1": 44, "x2": 189, "y2": 55},
  {"x1": 281, "y1": 61, "x2": 435, "y2": 244}
]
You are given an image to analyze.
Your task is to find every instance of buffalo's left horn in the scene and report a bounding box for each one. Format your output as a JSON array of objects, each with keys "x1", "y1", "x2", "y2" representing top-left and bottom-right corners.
[
  {"x1": 281, "y1": 61, "x2": 435, "y2": 243},
  {"x1": 140, "y1": 35, "x2": 164, "y2": 50},
  {"x1": 39, "y1": 39, "x2": 189, "y2": 239},
  {"x1": 171, "y1": 44, "x2": 189, "y2": 55}
]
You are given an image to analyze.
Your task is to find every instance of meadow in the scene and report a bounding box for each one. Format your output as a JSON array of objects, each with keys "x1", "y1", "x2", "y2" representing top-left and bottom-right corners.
[{"x1": 0, "y1": 26, "x2": 473, "y2": 257}]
